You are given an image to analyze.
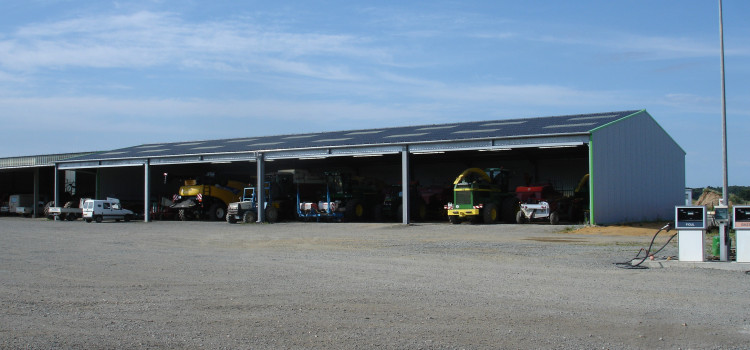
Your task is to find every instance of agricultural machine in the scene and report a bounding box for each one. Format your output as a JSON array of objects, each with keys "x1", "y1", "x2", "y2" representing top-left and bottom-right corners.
[
  {"x1": 294, "y1": 170, "x2": 382, "y2": 222},
  {"x1": 226, "y1": 173, "x2": 295, "y2": 224},
  {"x1": 515, "y1": 174, "x2": 589, "y2": 225},
  {"x1": 444, "y1": 167, "x2": 517, "y2": 224},
  {"x1": 171, "y1": 175, "x2": 245, "y2": 221},
  {"x1": 374, "y1": 182, "x2": 452, "y2": 222}
]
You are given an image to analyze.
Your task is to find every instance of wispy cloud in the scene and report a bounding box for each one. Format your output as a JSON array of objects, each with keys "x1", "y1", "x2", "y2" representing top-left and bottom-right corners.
[
  {"x1": 535, "y1": 31, "x2": 749, "y2": 61},
  {"x1": 418, "y1": 83, "x2": 623, "y2": 107},
  {"x1": 0, "y1": 11, "x2": 387, "y2": 79}
]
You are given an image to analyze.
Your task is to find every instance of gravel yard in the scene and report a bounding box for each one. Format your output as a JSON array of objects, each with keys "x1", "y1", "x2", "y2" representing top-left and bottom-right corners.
[{"x1": 1, "y1": 217, "x2": 749, "y2": 349}]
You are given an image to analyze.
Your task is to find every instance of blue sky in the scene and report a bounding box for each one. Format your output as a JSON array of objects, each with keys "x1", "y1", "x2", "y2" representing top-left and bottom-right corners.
[{"x1": 0, "y1": 0, "x2": 747, "y2": 187}]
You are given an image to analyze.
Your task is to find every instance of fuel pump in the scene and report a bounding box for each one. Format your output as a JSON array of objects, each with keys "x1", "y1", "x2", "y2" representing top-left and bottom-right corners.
[
  {"x1": 714, "y1": 202, "x2": 730, "y2": 261},
  {"x1": 734, "y1": 206, "x2": 750, "y2": 263},
  {"x1": 675, "y1": 206, "x2": 707, "y2": 262}
]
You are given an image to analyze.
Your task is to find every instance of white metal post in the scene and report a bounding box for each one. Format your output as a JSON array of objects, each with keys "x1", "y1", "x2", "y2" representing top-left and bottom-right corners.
[
  {"x1": 718, "y1": 0, "x2": 731, "y2": 261},
  {"x1": 719, "y1": 225, "x2": 729, "y2": 261},
  {"x1": 54, "y1": 164, "x2": 59, "y2": 208},
  {"x1": 401, "y1": 146, "x2": 410, "y2": 225},
  {"x1": 256, "y1": 154, "x2": 265, "y2": 223},
  {"x1": 719, "y1": 0, "x2": 729, "y2": 208},
  {"x1": 33, "y1": 168, "x2": 40, "y2": 218},
  {"x1": 144, "y1": 160, "x2": 150, "y2": 222}
]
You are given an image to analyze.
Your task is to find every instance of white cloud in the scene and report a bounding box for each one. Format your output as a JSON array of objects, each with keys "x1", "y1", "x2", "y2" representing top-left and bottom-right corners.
[
  {"x1": 535, "y1": 31, "x2": 749, "y2": 61},
  {"x1": 417, "y1": 83, "x2": 623, "y2": 107},
  {"x1": 0, "y1": 11, "x2": 388, "y2": 77}
]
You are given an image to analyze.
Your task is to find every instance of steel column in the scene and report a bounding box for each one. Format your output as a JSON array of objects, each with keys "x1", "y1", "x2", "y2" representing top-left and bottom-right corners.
[
  {"x1": 33, "y1": 168, "x2": 40, "y2": 218},
  {"x1": 256, "y1": 154, "x2": 265, "y2": 223},
  {"x1": 401, "y1": 146, "x2": 410, "y2": 225},
  {"x1": 95, "y1": 169, "x2": 101, "y2": 199},
  {"x1": 144, "y1": 160, "x2": 150, "y2": 222},
  {"x1": 54, "y1": 164, "x2": 59, "y2": 208},
  {"x1": 719, "y1": 0, "x2": 729, "y2": 208}
]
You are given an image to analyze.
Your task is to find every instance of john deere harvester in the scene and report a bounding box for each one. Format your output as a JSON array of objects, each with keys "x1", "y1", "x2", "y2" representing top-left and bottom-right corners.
[{"x1": 444, "y1": 167, "x2": 517, "y2": 224}]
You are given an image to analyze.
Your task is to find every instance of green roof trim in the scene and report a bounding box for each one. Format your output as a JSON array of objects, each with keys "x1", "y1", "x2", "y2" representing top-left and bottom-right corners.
[
  {"x1": 587, "y1": 109, "x2": 686, "y2": 155},
  {"x1": 587, "y1": 109, "x2": 645, "y2": 133},
  {"x1": 588, "y1": 135, "x2": 595, "y2": 225}
]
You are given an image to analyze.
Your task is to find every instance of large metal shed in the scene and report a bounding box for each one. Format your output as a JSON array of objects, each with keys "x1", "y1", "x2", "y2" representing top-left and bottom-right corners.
[
  {"x1": 0, "y1": 152, "x2": 94, "y2": 218},
  {"x1": 46, "y1": 109, "x2": 684, "y2": 225}
]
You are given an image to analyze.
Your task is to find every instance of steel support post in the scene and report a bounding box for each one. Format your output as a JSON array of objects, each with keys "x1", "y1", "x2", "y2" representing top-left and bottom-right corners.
[
  {"x1": 719, "y1": 0, "x2": 729, "y2": 209},
  {"x1": 401, "y1": 146, "x2": 410, "y2": 225},
  {"x1": 95, "y1": 169, "x2": 101, "y2": 199},
  {"x1": 256, "y1": 154, "x2": 265, "y2": 223},
  {"x1": 144, "y1": 160, "x2": 150, "y2": 223},
  {"x1": 33, "y1": 168, "x2": 40, "y2": 218},
  {"x1": 54, "y1": 164, "x2": 59, "y2": 208},
  {"x1": 719, "y1": 224, "x2": 729, "y2": 261}
]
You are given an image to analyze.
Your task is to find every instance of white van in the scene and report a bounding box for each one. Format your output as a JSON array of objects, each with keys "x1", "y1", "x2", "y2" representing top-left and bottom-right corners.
[{"x1": 82, "y1": 198, "x2": 135, "y2": 223}]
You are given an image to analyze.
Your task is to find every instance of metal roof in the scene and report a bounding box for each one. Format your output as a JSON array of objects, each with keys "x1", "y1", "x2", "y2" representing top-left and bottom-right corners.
[
  {"x1": 0, "y1": 152, "x2": 95, "y2": 170},
  {"x1": 58, "y1": 110, "x2": 642, "y2": 168}
]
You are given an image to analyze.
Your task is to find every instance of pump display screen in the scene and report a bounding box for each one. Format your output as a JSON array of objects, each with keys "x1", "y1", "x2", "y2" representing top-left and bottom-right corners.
[
  {"x1": 734, "y1": 206, "x2": 750, "y2": 228},
  {"x1": 675, "y1": 206, "x2": 706, "y2": 229},
  {"x1": 714, "y1": 207, "x2": 729, "y2": 224}
]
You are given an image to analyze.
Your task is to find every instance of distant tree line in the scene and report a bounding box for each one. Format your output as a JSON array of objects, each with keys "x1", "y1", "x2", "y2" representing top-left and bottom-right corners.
[{"x1": 691, "y1": 186, "x2": 750, "y2": 204}]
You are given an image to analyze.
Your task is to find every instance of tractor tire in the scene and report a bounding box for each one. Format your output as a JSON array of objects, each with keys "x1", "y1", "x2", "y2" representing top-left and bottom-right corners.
[
  {"x1": 516, "y1": 210, "x2": 526, "y2": 224},
  {"x1": 372, "y1": 204, "x2": 384, "y2": 222},
  {"x1": 178, "y1": 209, "x2": 191, "y2": 221},
  {"x1": 44, "y1": 201, "x2": 54, "y2": 218},
  {"x1": 550, "y1": 211, "x2": 560, "y2": 225},
  {"x1": 416, "y1": 202, "x2": 428, "y2": 221},
  {"x1": 448, "y1": 215, "x2": 461, "y2": 225},
  {"x1": 242, "y1": 211, "x2": 256, "y2": 224},
  {"x1": 207, "y1": 203, "x2": 226, "y2": 221},
  {"x1": 265, "y1": 206, "x2": 279, "y2": 223},
  {"x1": 483, "y1": 203, "x2": 499, "y2": 224},
  {"x1": 401, "y1": 202, "x2": 428, "y2": 222},
  {"x1": 345, "y1": 199, "x2": 364, "y2": 221},
  {"x1": 226, "y1": 213, "x2": 237, "y2": 224},
  {"x1": 501, "y1": 197, "x2": 519, "y2": 223}
]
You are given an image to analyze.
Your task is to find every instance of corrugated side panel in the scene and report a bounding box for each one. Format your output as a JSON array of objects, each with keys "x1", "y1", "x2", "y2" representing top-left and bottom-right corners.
[
  {"x1": 591, "y1": 111, "x2": 685, "y2": 224},
  {"x1": 0, "y1": 153, "x2": 93, "y2": 169}
]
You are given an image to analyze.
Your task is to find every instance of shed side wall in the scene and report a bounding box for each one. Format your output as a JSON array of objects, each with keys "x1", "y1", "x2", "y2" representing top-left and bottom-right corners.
[{"x1": 591, "y1": 111, "x2": 685, "y2": 224}]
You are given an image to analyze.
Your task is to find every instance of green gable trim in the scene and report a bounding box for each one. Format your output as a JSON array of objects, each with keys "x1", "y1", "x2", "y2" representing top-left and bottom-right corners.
[
  {"x1": 588, "y1": 109, "x2": 645, "y2": 133},
  {"x1": 587, "y1": 109, "x2": 686, "y2": 155},
  {"x1": 588, "y1": 135, "x2": 595, "y2": 225}
]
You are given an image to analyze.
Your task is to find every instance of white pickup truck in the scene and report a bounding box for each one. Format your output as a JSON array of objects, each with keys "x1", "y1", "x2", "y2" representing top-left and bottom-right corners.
[
  {"x1": 48, "y1": 198, "x2": 90, "y2": 221},
  {"x1": 82, "y1": 198, "x2": 135, "y2": 223}
]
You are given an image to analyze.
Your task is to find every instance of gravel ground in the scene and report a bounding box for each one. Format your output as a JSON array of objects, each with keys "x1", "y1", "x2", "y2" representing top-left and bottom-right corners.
[{"x1": 1, "y1": 217, "x2": 749, "y2": 349}]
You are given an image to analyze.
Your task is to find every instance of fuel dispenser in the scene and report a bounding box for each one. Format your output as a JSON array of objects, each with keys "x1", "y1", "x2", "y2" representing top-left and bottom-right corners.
[
  {"x1": 675, "y1": 206, "x2": 707, "y2": 262},
  {"x1": 734, "y1": 206, "x2": 750, "y2": 263}
]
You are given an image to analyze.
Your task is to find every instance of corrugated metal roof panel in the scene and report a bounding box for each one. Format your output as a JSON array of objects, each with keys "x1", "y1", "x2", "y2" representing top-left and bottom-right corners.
[
  {"x1": 0, "y1": 152, "x2": 95, "y2": 169},
  {"x1": 60, "y1": 110, "x2": 640, "y2": 162}
]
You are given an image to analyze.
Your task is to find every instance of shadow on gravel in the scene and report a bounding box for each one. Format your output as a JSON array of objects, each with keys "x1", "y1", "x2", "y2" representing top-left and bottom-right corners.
[{"x1": 523, "y1": 237, "x2": 587, "y2": 243}]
